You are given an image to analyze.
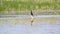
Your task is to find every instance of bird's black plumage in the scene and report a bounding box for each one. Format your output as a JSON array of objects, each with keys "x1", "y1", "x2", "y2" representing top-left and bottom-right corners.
[{"x1": 31, "y1": 10, "x2": 33, "y2": 16}]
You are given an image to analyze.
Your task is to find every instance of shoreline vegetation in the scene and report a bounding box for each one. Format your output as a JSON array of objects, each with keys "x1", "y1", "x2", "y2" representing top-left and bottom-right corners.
[{"x1": 0, "y1": 0, "x2": 60, "y2": 14}]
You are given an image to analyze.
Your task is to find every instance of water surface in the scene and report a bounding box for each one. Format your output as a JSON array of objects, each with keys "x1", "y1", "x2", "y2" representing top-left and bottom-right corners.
[{"x1": 0, "y1": 15, "x2": 60, "y2": 34}]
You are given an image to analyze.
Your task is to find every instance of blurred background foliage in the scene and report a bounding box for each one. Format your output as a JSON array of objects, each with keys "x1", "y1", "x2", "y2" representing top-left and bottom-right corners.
[{"x1": 0, "y1": 0, "x2": 60, "y2": 12}]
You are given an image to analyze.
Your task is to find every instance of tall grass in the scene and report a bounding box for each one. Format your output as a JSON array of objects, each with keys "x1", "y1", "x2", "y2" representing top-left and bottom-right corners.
[{"x1": 0, "y1": 0, "x2": 60, "y2": 12}]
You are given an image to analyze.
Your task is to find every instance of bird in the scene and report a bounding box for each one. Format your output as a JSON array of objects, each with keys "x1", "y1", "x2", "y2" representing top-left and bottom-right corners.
[{"x1": 30, "y1": 10, "x2": 34, "y2": 26}]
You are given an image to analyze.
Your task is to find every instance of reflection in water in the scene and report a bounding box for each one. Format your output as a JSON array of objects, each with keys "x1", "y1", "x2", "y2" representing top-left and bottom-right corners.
[
  {"x1": 31, "y1": 18, "x2": 34, "y2": 26},
  {"x1": 31, "y1": 19, "x2": 33, "y2": 26},
  {"x1": 31, "y1": 16, "x2": 34, "y2": 26}
]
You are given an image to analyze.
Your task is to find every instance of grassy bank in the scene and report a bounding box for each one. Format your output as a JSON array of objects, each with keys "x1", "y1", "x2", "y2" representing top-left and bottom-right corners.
[{"x1": 0, "y1": 0, "x2": 60, "y2": 12}]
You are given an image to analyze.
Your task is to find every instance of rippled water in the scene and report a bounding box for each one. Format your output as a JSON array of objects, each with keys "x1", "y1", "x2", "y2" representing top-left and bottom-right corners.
[{"x1": 0, "y1": 15, "x2": 60, "y2": 34}]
